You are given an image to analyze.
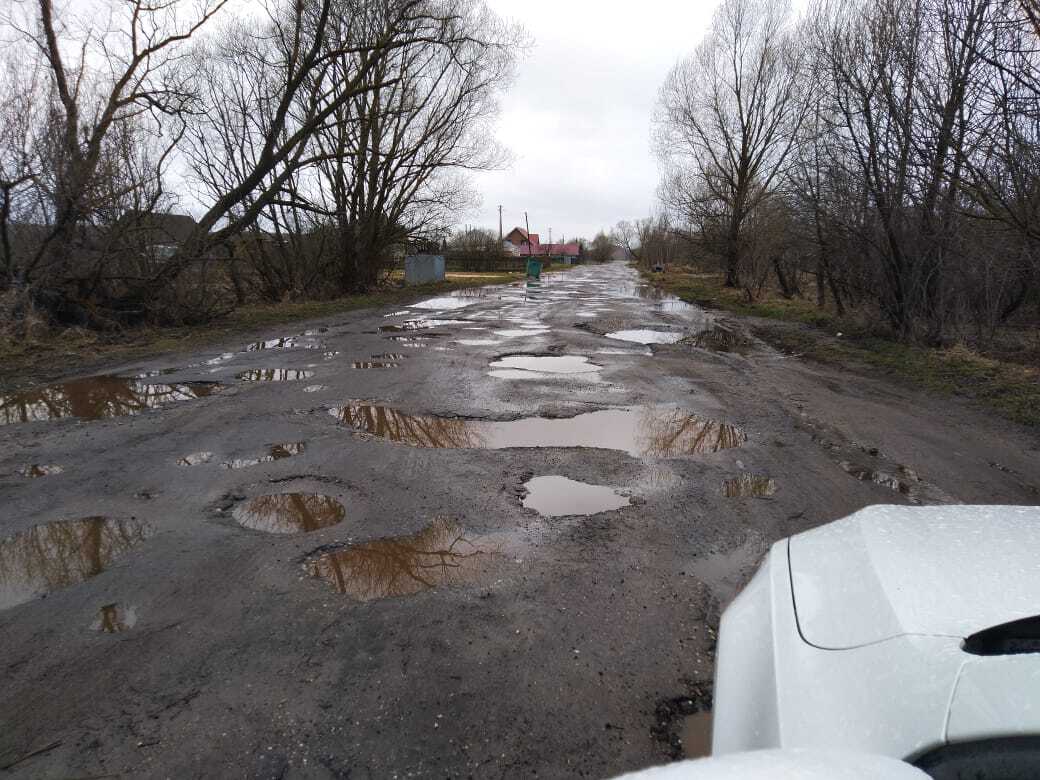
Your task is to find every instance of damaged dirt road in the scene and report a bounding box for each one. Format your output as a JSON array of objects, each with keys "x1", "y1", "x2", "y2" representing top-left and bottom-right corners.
[{"x1": 1, "y1": 262, "x2": 1037, "y2": 778}]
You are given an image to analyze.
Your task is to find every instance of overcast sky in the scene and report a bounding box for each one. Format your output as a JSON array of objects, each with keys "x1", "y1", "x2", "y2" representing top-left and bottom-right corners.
[{"x1": 462, "y1": 1, "x2": 722, "y2": 243}]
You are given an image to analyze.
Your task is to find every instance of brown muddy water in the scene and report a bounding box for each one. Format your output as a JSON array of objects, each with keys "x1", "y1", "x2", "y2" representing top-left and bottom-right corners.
[
  {"x1": 305, "y1": 517, "x2": 500, "y2": 601},
  {"x1": 0, "y1": 377, "x2": 222, "y2": 425},
  {"x1": 222, "y1": 442, "x2": 306, "y2": 469},
  {"x1": 18, "y1": 464, "x2": 64, "y2": 477},
  {"x1": 331, "y1": 404, "x2": 745, "y2": 458},
  {"x1": 92, "y1": 603, "x2": 138, "y2": 633},
  {"x1": 681, "y1": 712, "x2": 713, "y2": 759},
  {"x1": 521, "y1": 476, "x2": 631, "y2": 517},
  {"x1": 723, "y1": 473, "x2": 777, "y2": 498},
  {"x1": 231, "y1": 493, "x2": 345, "y2": 534},
  {"x1": 687, "y1": 323, "x2": 750, "y2": 354},
  {"x1": 236, "y1": 369, "x2": 315, "y2": 382},
  {"x1": 0, "y1": 517, "x2": 152, "y2": 610},
  {"x1": 488, "y1": 356, "x2": 600, "y2": 375}
]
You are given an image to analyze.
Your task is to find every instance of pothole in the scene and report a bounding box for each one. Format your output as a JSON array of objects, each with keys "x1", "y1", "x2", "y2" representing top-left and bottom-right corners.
[
  {"x1": 236, "y1": 369, "x2": 315, "y2": 382},
  {"x1": 231, "y1": 493, "x2": 345, "y2": 533},
  {"x1": 331, "y1": 403, "x2": 746, "y2": 457},
  {"x1": 651, "y1": 682, "x2": 714, "y2": 760},
  {"x1": 222, "y1": 443, "x2": 306, "y2": 469},
  {"x1": 839, "y1": 461, "x2": 918, "y2": 495},
  {"x1": 493, "y1": 328, "x2": 551, "y2": 338},
  {"x1": 244, "y1": 337, "x2": 324, "y2": 352},
  {"x1": 177, "y1": 452, "x2": 214, "y2": 467},
  {"x1": 19, "y1": 464, "x2": 64, "y2": 478},
  {"x1": 350, "y1": 361, "x2": 400, "y2": 369},
  {"x1": 722, "y1": 473, "x2": 776, "y2": 498},
  {"x1": 303, "y1": 385, "x2": 329, "y2": 393},
  {"x1": 457, "y1": 339, "x2": 502, "y2": 347},
  {"x1": 0, "y1": 377, "x2": 222, "y2": 425},
  {"x1": 304, "y1": 518, "x2": 501, "y2": 601},
  {"x1": 521, "y1": 476, "x2": 631, "y2": 517},
  {"x1": 92, "y1": 603, "x2": 137, "y2": 633},
  {"x1": 0, "y1": 517, "x2": 153, "y2": 610},
  {"x1": 489, "y1": 355, "x2": 600, "y2": 375},
  {"x1": 605, "y1": 329, "x2": 683, "y2": 345},
  {"x1": 686, "y1": 323, "x2": 751, "y2": 353}
]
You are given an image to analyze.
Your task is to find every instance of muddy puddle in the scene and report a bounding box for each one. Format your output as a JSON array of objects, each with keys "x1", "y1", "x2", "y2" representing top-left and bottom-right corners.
[
  {"x1": 332, "y1": 404, "x2": 745, "y2": 457},
  {"x1": 723, "y1": 473, "x2": 776, "y2": 498},
  {"x1": 494, "y1": 328, "x2": 550, "y2": 338},
  {"x1": 457, "y1": 339, "x2": 501, "y2": 347},
  {"x1": 236, "y1": 369, "x2": 315, "y2": 382},
  {"x1": 351, "y1": 361, "x2": 400, "y2": 369},
  {"x1": 177, "y1": 451, "x2": 214, "y2": 467},
  {"x1": 384, "y1": 336, "x2": 452, "y2": 351},
  {"x1": 489, "y1": 355, "x2": 600, "y2": 375},
  {"x1": 303, "y1": 385, "x2": 329, "y2": 393},
  {"x1": 244, "y1": 337, "x2": 323, "y2": 352},
  {"x1": 0, "y1": 376, "x2": 222, "y2": 425},
  {"x1": 687, "y1": 323, "x2": 749, "y2": 353},
  {"x1": 410, "y1": 292, "x2": 486, "y2": 310},
  {"x1": 232, "y1": 493, "x2": 345, "y2": 534},
  {"x1": 605, "y1": 329, "x2": 684, "y2": 345},
  {"x1": 681, "y1": 712, "x2": 713, "y2": 758},
  {"x1": 223, "y1": 442, "x2": 305, "y2": 469},
  {"x1": 839, "y1": 461, "x2": 917, "y2": 495},
  {"x1": 305, "y1": 517, "x2": 500, "y2": 601},
  {"x1": 92, "y1": 603, "x2": 137, "y2": 633},
  {"x1": 0, "y1": 516, "x2": 153, "y2": 610},
  {"x1": 19, "y1": 464, "x2": 64, "y2": 477},
  {"x1": 379, "y1": 319, "x2": 468, "y2": 333},
  {"x1": 522, "y1": 476, "x2": 631, "y2": 517}
]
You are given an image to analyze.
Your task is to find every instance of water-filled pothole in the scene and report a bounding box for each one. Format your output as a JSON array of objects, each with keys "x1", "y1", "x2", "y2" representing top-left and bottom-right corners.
[
  {"x1": 723, "y1": 473, "x2": 776, "y2": 498},
  {"x1": 494, "y1": 328, "x2": 550, "y2": 338},
  {"x1": 489, "y1": 355, "x2": 600, "y2": 375},
  {"x1": 331, "y1": 404, "x2": 745, "y2": 457},
  {"x1": 19, "y1": 464, "x2": 64, "y2": 477},
  {"x1": 605, "y1": 329, "x2": 683, "y2": 345},
  {"x1": 92, "y1": 603, "x2": 137, "y2": 633},
  {"x1": 687, "y1": 323, "x2": 750, "y2": 353},
  {"x1": 0, "y1": 517, "x2": 153, "y2": 609},
  {"x1": 177, "y1": 451, "x2": 214, "y2": 467},
  {"x1": 237, "y1": 369, "x2": 315, "y2": 382},
  {"x1": 223, "y1": 442, "x2": 306, "y2": 469},
  {"x1": 244, "y1": 337, "x2": 323, "y2": 352},
  {"x1": 304, "y1": 518, "x2": 500, "y2": 601},
  {"x1": 522, "y1": 476, "x2": 631, "y2": 517},
  {"x1": 0, "y1": 377, "x2": 222, "y2": 425},
  {"x1": 839, "y1": 461, "x2": 917, "y2": 495},
  {"x1": 351, "y1": 361, "x2": 400, "y2": 369},
  {"x1": 681, "y1": 712, "x2": 713, "y2": 758},
  {"x1": 232, "y1": 493, "x2": 345, "y2": 533}
]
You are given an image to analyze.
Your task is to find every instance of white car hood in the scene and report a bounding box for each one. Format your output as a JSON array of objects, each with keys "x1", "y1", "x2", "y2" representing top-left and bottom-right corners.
[{"x1": 788, "y1": 505, "x2": 1040, "y2": 649}]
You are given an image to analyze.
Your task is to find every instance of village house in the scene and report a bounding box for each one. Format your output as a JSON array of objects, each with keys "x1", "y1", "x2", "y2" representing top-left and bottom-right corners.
[{"x1": 502, "y1": 227, "x2": 580, "y2": 262}]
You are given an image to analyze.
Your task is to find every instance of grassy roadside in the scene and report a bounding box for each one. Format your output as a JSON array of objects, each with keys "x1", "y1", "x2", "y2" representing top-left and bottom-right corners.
[
  {"x1": 648, "y1": 267, "x2": 1040, "y2": 427},
  {"x1": 0, "y1": 271, "x2": 525, "y2": 388}
]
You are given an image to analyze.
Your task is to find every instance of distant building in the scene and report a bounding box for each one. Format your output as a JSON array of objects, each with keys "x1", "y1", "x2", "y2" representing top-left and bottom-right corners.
[{"x1": 503, "y1": 226, "x2": 580, "y2": 260}]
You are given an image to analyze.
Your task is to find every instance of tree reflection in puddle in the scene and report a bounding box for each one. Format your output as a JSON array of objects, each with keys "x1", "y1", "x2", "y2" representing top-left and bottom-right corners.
[
  {"x1": 232, "y1": 493, "x2": 345, "y2": 533},
  {"x1": 305, "y1": 518, "x2": 499, "y2": 601},
  {"x1": 0, "y1": 377, "x2": 222, "y2": 425},
  {"x1": 331, "y1": 403, "x2": 746, "y2": 457},
  {"x1": 0, "y1": 517, "x2": 153, "y2": 609}
]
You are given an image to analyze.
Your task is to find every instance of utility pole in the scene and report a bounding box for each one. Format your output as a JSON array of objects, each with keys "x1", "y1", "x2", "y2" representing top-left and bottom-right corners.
[
  {"x1": 498, "y1": 205, "x2": 503, "y2": 241},
  {"x1": 549, "y1": 227, "x2": 552, "y2": 246},
  {"x1": 524, "y1": 212, "x2": 532, "y2": 256}
]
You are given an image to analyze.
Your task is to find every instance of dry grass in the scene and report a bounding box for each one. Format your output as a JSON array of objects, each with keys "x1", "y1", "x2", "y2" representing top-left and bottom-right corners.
[
  {"x1": 0, "y1": 273, "x2": 523, "y2": 388},
  {"x1": 650, "y1": 266, "x2": 1040, "y2": 427}
]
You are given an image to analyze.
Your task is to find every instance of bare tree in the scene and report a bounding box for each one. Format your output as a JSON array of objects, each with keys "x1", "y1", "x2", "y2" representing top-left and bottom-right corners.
[{"x1": 655, "y1": 0, "x2": 807, "y2": 288}]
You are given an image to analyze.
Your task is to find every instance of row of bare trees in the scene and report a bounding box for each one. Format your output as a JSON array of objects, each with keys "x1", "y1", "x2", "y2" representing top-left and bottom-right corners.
[
  {"x1": 655, "y1": 0, "x2": 1040, "y2": 343},
  {"x1": 0, "y1": 0, "x2": 522, "y2": 329}
]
